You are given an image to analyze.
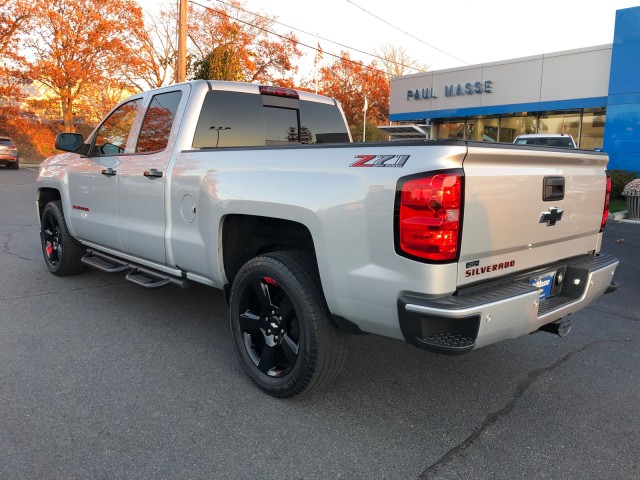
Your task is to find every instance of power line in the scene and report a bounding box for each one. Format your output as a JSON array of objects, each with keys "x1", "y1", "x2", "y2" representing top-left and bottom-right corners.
[
  {"x1": 345, "y1": 0, "x2": 469, "y2": 65},
  {"x1": 208, "y1": 0, "x2": 424, "y2": 74},
  {"x1": 189, "y1": 0, "x2": 392, "y2": 77}
]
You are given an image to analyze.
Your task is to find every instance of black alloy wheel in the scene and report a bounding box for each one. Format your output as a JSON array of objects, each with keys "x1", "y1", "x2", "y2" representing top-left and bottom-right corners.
[
  {"x1": 238, "y1": 275, "x2": 300, "y2": 378},
  {"x1": 40, "y1": 201, "x2": 86, "y2": 276},
  {"x1": 229, "y1": 251, "x2": 349, "y2": 398},
  {"x1": 42, "y1": 209, "x2": 62, "y2": 268}
]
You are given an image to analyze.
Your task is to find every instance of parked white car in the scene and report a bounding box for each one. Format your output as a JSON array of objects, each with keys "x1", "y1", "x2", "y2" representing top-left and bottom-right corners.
[{"x1": 514, "y1": 133, "x2": 577, "y2": 148}]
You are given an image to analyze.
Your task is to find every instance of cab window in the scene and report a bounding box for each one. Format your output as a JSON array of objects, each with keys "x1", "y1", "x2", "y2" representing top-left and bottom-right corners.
[
  {"x1": 298, "y1": 101, "x2": 350, "y2": 143},
  {"x1": 264, "y1": 107, "x2": 298, "y2": 145},
  {"x1": 136, "y1": 91, "x2": 183, "y2": 153},
  {"x1": 94, "y1": 99, "x2": 140, "y2": 156},
  {"x1": 192, "y1": 90, "x2": 349, "y2": 149},
  {"x1": 192, "y1": 91, "x2": 264, "y2": 148}
]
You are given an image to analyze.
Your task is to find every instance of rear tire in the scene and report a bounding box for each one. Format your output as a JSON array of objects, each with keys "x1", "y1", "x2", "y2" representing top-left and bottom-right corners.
[
  {"x1": 40, "y1": 201, "x2": 86, "y2": 276},
  {"x1": 229, "y1": 250, "x2": 349, "y2": 398}
]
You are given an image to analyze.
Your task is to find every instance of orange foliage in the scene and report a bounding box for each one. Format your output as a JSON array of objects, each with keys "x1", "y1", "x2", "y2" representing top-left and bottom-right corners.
[
  {"x1": 2, "y1": 0, "x2": 395, "y2": 155},
  {"x1": 189, "y1": 0, "x2": 302, "y2": 85},
  {"x1": 0, "y1": 0, "x2": 34, "y2": 58},
  {"x1": 313, "y1": 51, "x2": 390, "y2": 130},
  {"x1": 128, "y1": 8, "x2": 178, "y2": 90},
  {"x1": 0, "y1": 106, "x2": 60, "y2": 161},
  {"x1": 24, "y1": 0, "x2": 146, "y2": 131},
  {"x1": 0, "y1": 0, "x2": 36, "y2": 104}
]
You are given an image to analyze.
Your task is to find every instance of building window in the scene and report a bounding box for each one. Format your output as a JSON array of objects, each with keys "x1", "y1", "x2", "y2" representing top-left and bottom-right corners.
[
  {"x1": 499, "y1": 113, "x2": 537, "y2": 142},
  {"x1": 580, "y1": 108, "x2": 606, "y2": 150},
  {"x1": 466, "y1": 116, "x2": 499, "y2": 142},
  {"x1": 436, "y1": 121, "x2": 464, "y2": 139},
  {"x1": 537, "y1": 110, "x2": 581, "y2": 142},
  {"x1": 432, "y1": 108, "x2": 606, "y2": 148}
]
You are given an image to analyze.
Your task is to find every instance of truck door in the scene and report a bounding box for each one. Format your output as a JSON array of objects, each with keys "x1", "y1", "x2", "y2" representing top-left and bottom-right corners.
[
  {"x1": 67, "y1": 98, "x2": 141, "y2": 250},
  {"x1": 116, "y1": 88, "x2": 185, "y2": 264}
]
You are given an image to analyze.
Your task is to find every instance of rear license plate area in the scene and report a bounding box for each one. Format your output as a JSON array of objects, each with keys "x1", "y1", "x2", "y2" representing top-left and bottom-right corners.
[{"x1": 530, "y1": 271, "x2": 556, "y2": 300}]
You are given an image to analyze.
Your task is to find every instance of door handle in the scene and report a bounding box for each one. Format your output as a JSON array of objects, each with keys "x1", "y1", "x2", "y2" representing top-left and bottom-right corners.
[
  {"x1": 143, "y1": 168, "x2": 163, "y2": 179},
  {"x1": 101, "y1": 168, "x2": 116, "y2": 177}
]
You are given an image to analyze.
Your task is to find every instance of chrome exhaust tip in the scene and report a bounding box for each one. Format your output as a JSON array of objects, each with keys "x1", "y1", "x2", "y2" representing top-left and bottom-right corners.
[{"x1": 538, "y1": 318, "x2": 572, "y2": 337}]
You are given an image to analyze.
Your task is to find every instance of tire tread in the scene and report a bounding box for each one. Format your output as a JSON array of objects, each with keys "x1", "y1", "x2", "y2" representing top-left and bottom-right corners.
[
  {"x1": 230, "y1": 250, "x2": 349, "y2": 397},
  {"x1": 41, "y1": 201, "x2": 86, "y2": 276}
]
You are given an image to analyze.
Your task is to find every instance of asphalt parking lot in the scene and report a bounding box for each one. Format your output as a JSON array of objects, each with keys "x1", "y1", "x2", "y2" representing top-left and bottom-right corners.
[{"x1": 1, "y1": 167, "x2": 639, "y2": 479}]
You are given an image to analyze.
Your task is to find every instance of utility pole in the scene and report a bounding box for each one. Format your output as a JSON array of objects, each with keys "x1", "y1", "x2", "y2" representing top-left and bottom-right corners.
[{"x1": 177, "y1": 0, "x2": 187, "y2": 83}]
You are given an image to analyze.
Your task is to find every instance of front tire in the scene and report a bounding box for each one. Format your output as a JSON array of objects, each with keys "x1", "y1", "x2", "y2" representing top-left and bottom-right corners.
[
  {"x1": 229, "y1": 251, "x2": 349, "y2": 398},
  {"x1": 40, "y1": 201, "x2": 85, "y2": 276}
]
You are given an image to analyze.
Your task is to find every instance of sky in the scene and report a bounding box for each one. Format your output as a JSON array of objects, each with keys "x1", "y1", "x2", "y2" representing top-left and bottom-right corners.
[{"x1": 143, "y1": 0, "x2": 639, "y2": 75}]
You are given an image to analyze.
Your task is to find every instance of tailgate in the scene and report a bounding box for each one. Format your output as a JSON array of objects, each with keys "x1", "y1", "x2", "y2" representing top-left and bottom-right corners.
[{"x1": 458, "y1": 145, "x2": 608, "y2": 287}]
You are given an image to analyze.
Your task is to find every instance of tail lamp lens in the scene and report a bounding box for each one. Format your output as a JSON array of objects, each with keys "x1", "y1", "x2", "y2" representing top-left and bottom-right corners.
[
  {"x1": 397, "y1": 173, "x2": 462, "y2": 261},
  {"x1": 600, "y1": 171, "x2": 611, "y2": 232}
]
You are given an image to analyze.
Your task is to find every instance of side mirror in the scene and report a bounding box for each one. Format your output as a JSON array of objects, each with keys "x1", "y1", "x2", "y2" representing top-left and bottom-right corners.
[{"x1": 55, "y1": 133, "x2": 84, "y2": 152}]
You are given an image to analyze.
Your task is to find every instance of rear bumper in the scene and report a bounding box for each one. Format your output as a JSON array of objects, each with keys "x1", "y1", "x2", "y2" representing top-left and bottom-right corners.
[
  {"x1": 398, "y1": 253, "x2": 619, "y2": 355},
  {"x1": 0, "y1": 155, "x2": 18, "y2": 165}
]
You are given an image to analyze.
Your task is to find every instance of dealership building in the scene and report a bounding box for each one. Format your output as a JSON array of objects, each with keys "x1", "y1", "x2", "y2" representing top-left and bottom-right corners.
[{"x1": 388, "y1": 6, "x2": 640, "y2": 171}]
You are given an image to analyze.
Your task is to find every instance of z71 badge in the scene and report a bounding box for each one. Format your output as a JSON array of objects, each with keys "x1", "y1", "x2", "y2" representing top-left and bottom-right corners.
[{"x1": 350, "y1": 154, "x2": 410, "y2": 168}]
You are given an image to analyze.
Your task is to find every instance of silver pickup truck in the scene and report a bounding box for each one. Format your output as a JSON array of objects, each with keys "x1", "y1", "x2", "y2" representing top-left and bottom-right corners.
[{"x1": 36, "y1": 80, "x2": 620, "y2": 397}]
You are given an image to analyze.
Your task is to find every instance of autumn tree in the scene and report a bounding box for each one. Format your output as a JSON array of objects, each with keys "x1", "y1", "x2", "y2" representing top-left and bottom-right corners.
[
  {"x1": 0, "y1": 0, "x2": 34, "y2": 57},
  {"x1": 313, "y1": 51, "x2": 390, "y2": 140},
  {"x1": 376, "y1": 44, "x2": 428, "y2": 77},
  {"x1": 22, "y1": 0, "x2": 146, "y2": 131},
  {"x1": 123, "y1": 6, "x2": 178, "y2": 90},
  {"x1": 0, "y1": 0, "x2": 37, "y2": 155},
  {"x1": 75, "y1": 81, "x2": 133, "y2": 130},
  {"x1": 0, "y1": 0, "x2": 37, "y2": 104},
  {"x1": 188, "y1": 0, "x2": 302, "y2": 85}
]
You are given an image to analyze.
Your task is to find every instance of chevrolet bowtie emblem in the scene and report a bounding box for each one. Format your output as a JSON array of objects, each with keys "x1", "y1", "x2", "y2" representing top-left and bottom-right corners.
[{"x1": 539, "y1": 207, "x2": 564, "y2": 226}]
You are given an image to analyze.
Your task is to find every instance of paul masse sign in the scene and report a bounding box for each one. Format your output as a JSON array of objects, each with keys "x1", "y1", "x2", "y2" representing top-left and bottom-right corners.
[{"x1": 407, "y1": 80, "x2": 493, "y2": 101}]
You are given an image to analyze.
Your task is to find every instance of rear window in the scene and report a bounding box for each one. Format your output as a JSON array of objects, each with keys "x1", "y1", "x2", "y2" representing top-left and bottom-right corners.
[
  {"x1": 516, "y1": 137, "x2": 575, "y2": 148},
  {"x1": 192, "y1": 90, "x2": 349, "y2": 149},
  {"x1": 0, "y1": 139, "x2": 15, "y2": 147},
  {"x1": 299, "y1": 101, "x2": 351, "y2": 144},
  {"x1": 540, "y1": 138, "x2": 575, "y2": 148}
]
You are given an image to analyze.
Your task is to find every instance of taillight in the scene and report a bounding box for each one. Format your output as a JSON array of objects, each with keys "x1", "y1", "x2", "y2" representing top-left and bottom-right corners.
[
  {"x1": 396, "y1": 172, "x2": 463, "y2": 262},
  {"x1": 600, "y1": 171, "x2": 611, "y2": 232}
]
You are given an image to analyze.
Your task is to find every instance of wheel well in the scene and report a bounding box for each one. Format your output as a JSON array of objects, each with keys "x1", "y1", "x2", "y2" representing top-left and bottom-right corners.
[
  {"x1": 37, "y1": 188, "x2": 61, "y2": 219},
  {"x1": 222, "y1": 215, "x2": 316, "y2": 285}
]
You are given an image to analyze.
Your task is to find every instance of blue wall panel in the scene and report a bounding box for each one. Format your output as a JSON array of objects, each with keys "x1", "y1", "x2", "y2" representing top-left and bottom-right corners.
[{"x1": 604, "y1": 7, "x2": 640, "y2": 171}]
